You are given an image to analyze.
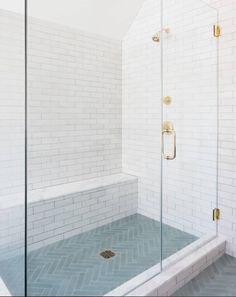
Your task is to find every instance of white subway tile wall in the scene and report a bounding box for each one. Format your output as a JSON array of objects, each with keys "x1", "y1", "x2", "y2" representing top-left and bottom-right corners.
[
  {"x1": 0, "y1": 10, "x2": 25, "y2": 259},
  {"x1": 28, "y1": 17, "x2": 122, "y2": 190},
  {"x1": 0, "y1": 10, "x2": 25, "y2": 203},
  {"x1": 122, "y1": 0, "x2": 162, "y2": 222},
  {"x1": 123, "y1": 0, "x2": 217, "y2": 239},
  {"x1": 162, "y1": 0, "x2": 218, "y2": 237}
]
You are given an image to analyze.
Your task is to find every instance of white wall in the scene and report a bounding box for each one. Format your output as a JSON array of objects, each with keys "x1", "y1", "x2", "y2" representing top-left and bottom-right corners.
[
  {"x1": 28, "y1": 16, "x2": 122, "y2": 190},
  {"x1": 0, "y1": 10, "x2": 25, "y2": 204},
  {"x1": 162, "y1": 0, "x2": 218, "y2": 236},
  {"x1": 123, "y1": 0, "x2": 218, "y2": 238},
  {"x1": 0, "y1": 0, "x2": 145, "y2": 40},
  {"x1": 122, "y1": 0, "x2": 162, "y2": 221},
  {"x1": 0, "y1": 9, "x2": 25, "y2": 259}
]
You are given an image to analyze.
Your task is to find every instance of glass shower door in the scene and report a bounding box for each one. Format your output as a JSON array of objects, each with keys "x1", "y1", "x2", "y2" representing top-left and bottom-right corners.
[
  {"x1": 161, "y1": 0, "x2": 219, "y2": 258},
  {"x1": 26, "y1": 1, "x2": 163, "y2": 296},
  {"x1": 0, "y1": 1, "x2": 26, "y2": 296}
]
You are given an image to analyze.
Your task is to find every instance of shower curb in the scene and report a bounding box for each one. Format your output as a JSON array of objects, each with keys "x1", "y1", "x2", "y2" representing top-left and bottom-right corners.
[
  {"x1": 0, "y1": 278, "x2": 10, "y2": 296},
  {"x1": 126, "y1": 237, "x2": 226, "y2": 297}
]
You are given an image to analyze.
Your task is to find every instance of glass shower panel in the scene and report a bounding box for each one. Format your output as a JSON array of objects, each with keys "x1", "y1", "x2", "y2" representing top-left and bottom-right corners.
[
  {"x1": 162, "y1": 0, "x2": 218, "y2": 255},
  {"x1": 27, "y1": 1, "x2": 162, "y2": 296},
  {"x1": 0, "y1": 1, "x2": 26, "y2": 296}
]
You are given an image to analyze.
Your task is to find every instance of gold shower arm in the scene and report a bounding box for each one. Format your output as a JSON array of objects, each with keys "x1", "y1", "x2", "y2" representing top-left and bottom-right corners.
[{"x1": 152, "y1": 28, "x2": 170, "y2": 42}]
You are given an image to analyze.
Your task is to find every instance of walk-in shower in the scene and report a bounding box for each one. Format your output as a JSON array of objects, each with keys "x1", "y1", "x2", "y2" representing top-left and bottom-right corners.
[{"x1": 0, "y1": 0, "x2": 220, "y2": 296}]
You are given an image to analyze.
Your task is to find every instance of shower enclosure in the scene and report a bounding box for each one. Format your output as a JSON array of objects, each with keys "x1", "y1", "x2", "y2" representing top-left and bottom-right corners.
[{"x1": 0, "y1": 0, "x2": 219, "y2": 296}]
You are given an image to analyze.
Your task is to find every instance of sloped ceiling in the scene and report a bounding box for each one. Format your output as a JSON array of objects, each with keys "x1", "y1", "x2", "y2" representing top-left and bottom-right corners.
[{"x1": 1, "y1": 0, "x2": 146, "y2": 40}]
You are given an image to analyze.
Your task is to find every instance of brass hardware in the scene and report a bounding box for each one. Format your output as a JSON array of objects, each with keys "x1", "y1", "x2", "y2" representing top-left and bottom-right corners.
[
  {"x1": 213, "y1": 208, "x2": 221, "y2": 221},
  {"x1": 162, "y1": 121, "x2": 176, "y2": 161},
  {"x1": 100, "y1": 250, "x2": 116, "y2": 259},
  {"x1": 214, "y1": 25, "x2": 221, "y2": 37},
  {"x1": 163, "y1": 28, "x2": 170, "y2": 34},
  {"x1": 163, "y1": 121, "x2": 174, "y2": 132},
  {"x1": 163, "y1": 96, "x2": 173, "y2": 106},
  {"x1": 152, "y1": 32, "x2": 160, "y2": 42},
  {"x1": 152, "y1": 28, "x2": 170, "y2": 43}
]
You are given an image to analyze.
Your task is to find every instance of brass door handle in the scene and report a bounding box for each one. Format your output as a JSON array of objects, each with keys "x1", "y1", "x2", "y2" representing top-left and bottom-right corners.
[{"x1": 162, "y1": 121, "x2": 176, "y2": 161}]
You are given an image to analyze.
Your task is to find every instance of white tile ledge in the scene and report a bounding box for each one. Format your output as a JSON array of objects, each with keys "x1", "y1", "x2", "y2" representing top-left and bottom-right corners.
[
  {"x1": 126, "y1": 236, "x2": 226, "y2": 297},
  {"x1": 0, "y1": 173, "x2": 138, "y2": 209},
  {"x1": 29, "y1": 173, "x2": 137, "y2": 203}
]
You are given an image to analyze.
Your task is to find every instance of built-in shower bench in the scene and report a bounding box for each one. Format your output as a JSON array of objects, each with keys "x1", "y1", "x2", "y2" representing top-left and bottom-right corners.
[{"x1": 28, "y1": 173, "x2": 138, "y2": 251}]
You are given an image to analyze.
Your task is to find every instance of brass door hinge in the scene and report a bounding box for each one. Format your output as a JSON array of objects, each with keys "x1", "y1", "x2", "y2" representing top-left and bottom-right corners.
[
  {"x1": 214, "y1": 25, "x2": 221, "y2": 37},
  {"x1": 213, "y1": 208, "x2": 221, "y2": 221}
]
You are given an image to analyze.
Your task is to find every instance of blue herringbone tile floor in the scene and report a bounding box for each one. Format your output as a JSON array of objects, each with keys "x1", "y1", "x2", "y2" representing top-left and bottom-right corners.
[
  {"x1": 173, "y1": 254, "x2": 236, "y2": 297},
  {"x1": 0, "y1": 214, "x2": 197, "y2": 296}
]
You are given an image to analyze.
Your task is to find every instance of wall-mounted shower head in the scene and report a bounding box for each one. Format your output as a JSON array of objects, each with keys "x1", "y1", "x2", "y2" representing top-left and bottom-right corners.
[
  {"x1": 152, "y1": 28, "x2": 170, "y2": 42},
  {"x1": 152, "y1": 32, "x2": 160, "y2": 42}
]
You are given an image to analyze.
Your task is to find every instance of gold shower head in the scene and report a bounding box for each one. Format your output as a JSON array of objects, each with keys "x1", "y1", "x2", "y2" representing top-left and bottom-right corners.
[
  {"x1": 152, "y1": 28, "x2": 170, "y2": 43},
  {"x1": 152, "y1": 32, "x2": 160, "y2": 42}
]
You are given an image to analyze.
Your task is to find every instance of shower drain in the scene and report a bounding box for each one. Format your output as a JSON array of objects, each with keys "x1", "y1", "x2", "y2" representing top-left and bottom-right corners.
[{"x1": 100, "y1": 250, "x2": 116, "y2": 259}]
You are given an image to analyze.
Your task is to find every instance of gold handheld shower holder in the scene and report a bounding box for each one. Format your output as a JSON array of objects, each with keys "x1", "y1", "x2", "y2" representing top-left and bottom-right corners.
[{"x1": 152, "y1": 28, "x2": 170, "y2": 42}]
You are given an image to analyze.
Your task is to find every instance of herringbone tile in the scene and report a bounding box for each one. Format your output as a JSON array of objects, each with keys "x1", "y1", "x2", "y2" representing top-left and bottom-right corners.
[
  {"x1": 0, "y1": 214, "x2": 197, "y2": 296},
  {"x1": 173, "y1": 255, "x2": 236, "y2": 296}
]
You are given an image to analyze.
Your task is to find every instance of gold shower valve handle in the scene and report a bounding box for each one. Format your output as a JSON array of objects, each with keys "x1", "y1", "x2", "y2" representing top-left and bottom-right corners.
[
  {"x1": 163, "y1": 96, "x2": 173, "y2": 105},
  {"x1": 162, "y1": 121, "x2": 176, "y2": 161}
]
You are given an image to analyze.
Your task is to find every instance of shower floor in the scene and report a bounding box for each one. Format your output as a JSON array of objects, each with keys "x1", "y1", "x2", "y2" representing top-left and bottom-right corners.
[{"x1": 0, "y1": 214, "x2": 197, "y2": 296}]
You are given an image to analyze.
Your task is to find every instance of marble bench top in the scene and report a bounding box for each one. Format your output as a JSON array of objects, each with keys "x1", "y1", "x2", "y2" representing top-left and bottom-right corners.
[{"x1": 0, "y1": 173, "x2": 137, "y2": 209}]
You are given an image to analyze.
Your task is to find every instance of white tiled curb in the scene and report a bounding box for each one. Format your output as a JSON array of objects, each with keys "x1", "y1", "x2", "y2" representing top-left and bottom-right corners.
[
  {"x1": 126, "y1": 237, "x2": 226, "y2": 296},
  {"x1": 0, "y1": 278, "x2": 11, "y2": 297}
]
